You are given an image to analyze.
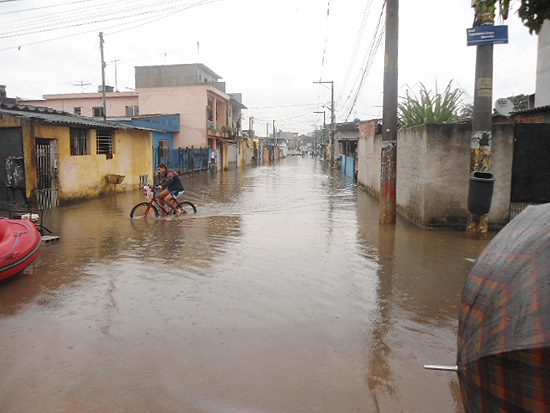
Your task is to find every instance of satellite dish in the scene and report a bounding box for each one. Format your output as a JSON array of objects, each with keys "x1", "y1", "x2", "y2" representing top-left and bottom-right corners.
[{"x1": 495, "y1": 98, "x2": 514, "y2": 116}]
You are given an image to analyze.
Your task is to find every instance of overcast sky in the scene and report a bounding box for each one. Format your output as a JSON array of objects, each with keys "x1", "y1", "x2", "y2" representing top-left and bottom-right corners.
[{"x1": 0, "y1": 0, "x2": 540, "y2": 136}]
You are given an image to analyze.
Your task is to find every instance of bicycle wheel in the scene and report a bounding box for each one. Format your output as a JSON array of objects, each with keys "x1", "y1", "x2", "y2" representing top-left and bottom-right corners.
[
  {"x1": 177, "y1": 201, "x2": 197, "y2": 215},
  {"x1": 130, "y1": 202, "x2": 159, "y2": 218}
]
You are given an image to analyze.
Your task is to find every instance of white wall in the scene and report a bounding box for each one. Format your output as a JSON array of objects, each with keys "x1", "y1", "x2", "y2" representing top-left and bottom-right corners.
[{"x1": 536, "y1": 20, "x2": 550, "y2": 107}]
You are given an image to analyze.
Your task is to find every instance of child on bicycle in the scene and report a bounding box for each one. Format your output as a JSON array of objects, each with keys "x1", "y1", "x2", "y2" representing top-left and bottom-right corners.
[{"x1": 157, "y1": 164, "x2": 185, "y2": 216}]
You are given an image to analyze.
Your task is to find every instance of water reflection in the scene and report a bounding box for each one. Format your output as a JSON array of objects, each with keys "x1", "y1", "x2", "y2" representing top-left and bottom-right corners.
[{"x1": 0, "y1": 157, "x2": 493, "y2": 412}]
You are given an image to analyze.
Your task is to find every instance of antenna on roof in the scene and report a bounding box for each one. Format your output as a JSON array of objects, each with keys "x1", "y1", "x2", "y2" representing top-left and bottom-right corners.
[{"x1": 71, "y1": 81, "x2": 91, "y2": 93}]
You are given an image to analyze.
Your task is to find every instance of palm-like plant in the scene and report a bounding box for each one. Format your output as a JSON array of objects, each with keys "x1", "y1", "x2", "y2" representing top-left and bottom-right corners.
[{"x1": 398, "y1": 81, "x2": 466, "y2": 129}]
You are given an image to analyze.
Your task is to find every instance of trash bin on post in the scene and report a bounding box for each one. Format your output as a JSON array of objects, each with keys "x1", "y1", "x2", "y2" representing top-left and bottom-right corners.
[{"x1": 468, "y1": 171, "x2": 496, "y2": 215}]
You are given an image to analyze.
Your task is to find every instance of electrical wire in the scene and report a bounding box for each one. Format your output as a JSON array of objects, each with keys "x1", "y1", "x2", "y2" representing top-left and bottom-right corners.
[
  {"x1": 339, "y1": 0, "x2": 385, "y2": 120},
  {"x1": 0, "y1": 0, "x2": 220, "y2": 51},
  {"x1": 336, "y1": 0, "x2": 375, "y2": 103},
  {"x1": 318, "y1": 0, "x2": 331, "y2": 83}
]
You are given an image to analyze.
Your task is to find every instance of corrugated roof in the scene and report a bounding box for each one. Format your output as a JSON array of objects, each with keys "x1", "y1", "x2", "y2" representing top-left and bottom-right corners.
[
  {"x1": 0, "y1": 103, "x2": 130, "y2": 130},
  {"x1": 511, "y1": 105, "x2": 550, "y2": 116}
]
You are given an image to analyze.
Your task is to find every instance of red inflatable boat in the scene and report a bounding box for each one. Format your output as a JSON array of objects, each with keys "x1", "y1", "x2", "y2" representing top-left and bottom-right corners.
[{"x1": 0, "y1": 218, "x2": 42, "y2": 282}]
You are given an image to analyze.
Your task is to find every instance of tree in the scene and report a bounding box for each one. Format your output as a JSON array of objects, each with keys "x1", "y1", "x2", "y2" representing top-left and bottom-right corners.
[{"x1": 474, "y1": 0, "x2": 550, "y2": 34}]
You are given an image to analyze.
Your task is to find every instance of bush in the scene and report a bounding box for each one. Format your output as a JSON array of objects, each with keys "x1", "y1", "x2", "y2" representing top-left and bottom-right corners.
[{"x1": 398, "y1": 81, "x2": 466, "y2": 129}]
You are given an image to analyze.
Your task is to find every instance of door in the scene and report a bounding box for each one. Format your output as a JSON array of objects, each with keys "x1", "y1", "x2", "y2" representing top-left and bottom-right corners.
[
  {"x1": 0, "y1": 127, "x2": 25, "y2": 205},
  {"x1": 35, "y1": 138, "x2": 59, "y2": 209},
  {"x1": 228, "y1": 143, "x2": 238, "y2": 168}
]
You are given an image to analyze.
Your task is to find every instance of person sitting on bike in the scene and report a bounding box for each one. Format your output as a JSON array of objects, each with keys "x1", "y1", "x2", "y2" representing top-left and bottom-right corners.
[{"x1": 157, "y1": 164, "x2": 185, "y2": 216}]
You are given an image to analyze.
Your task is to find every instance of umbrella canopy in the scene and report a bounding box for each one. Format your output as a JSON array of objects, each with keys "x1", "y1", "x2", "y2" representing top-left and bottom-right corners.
[{"x1": 457, "y1": 203, "x2": 550, "y2": 412}]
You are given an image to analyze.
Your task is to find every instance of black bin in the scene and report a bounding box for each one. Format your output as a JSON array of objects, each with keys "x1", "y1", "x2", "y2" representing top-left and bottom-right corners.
[{"x1": 468, "y1": 171, "x2": 496, "y2": 215}]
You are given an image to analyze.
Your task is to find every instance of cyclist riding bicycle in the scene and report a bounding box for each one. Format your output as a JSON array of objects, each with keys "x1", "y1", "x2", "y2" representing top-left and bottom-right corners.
[{"x1": 157, "y1": 164, "x2": 185, "y2": 216}]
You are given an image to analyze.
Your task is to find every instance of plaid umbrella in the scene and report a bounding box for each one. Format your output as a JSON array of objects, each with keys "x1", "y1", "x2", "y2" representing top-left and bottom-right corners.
[{"x1": 457, "y1": 203, "x2": 550, "y2": 412}]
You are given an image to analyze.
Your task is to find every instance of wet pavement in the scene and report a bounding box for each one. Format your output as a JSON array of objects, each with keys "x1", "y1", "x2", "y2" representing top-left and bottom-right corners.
[{"x1": 0, "y1": 157, "x2": 492, "y2": 412}]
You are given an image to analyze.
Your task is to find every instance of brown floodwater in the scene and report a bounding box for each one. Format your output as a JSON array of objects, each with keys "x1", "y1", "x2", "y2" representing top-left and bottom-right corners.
[{"x1": 0, "y1": 157, "x2": 493, "y2": 412}]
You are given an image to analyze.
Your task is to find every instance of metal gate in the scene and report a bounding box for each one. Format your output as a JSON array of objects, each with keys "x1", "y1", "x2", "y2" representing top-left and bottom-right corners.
[{"x1": 36, "y1": 138, "x2": 59, "y2": 209}]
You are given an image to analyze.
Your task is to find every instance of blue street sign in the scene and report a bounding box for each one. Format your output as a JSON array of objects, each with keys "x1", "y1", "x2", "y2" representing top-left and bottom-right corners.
[{"x1": 467, "y1": 25, "x2": 508, "y2": 46}]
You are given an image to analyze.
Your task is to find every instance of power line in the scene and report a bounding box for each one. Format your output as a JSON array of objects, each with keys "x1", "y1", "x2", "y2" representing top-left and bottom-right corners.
[
  {"x1": 0, "y1": 0, "x2": 213, "y2": 39},
  {"x1": 337, "y1": 0, "x2": 375, "y2": 103},
  {"x1": 340, "y1": 1, "x2": 385, "y2": 120},
  {"x1": 0, "y1": 0, "x2": 219, "y2": 51},
  {"x1": 318, "y1": 0, "x2": 331, "y2": 82}
]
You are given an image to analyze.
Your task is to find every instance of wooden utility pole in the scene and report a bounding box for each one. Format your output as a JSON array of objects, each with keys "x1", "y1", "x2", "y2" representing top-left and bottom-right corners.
[
  {"x1": 380, "y1": 0, "x2": 398, "y2": 224},
  {"x1": 99, "y1": 32, "x2": 107, "y2": 121},
  {"x1": 467, "y1": 1, "x2": 500, "y2": 238}
]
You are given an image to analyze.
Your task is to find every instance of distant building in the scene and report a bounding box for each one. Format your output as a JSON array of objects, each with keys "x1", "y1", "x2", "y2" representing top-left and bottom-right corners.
[{"x1": 20, "y1": 64, "x2": 248, "y2": 171}]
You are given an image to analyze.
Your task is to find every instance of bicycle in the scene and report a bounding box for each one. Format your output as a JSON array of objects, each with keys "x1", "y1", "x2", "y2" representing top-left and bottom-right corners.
[{"x1": 130, "y1": 184, "x2": 197, "y2": 219}]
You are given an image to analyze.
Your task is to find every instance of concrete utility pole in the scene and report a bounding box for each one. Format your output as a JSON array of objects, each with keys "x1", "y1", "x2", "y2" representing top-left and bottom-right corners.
[
  {"x1": 314, "y1": 111, "x2": 326, "y2": 156},
  {"x1": 99, "y1": 32, "x2": 107, "y2": 121},
  {"x1": 313, "y1": 81, "x2": 335, "y2": 166},
  {"x1": 467, "y1": 1, "x2": 498, "y2": 238},
  {"x1": 380, "y1": 0, "x2": 399, "y2": 225}
]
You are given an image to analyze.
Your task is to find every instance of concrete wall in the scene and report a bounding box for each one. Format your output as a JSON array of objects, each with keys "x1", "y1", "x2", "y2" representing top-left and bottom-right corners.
[
  {"x1": 135, "y1": 65, "x2": 220, "y2": 88},
  {"x1": 358, "y1": 122, "x2": 514, "y2": 229},
  {"x1": 536, "y1": 21, "x2": 550, "y2": 107},
  {"x1": 357, "y1": 120, "x2": 382, "y2": 195}
]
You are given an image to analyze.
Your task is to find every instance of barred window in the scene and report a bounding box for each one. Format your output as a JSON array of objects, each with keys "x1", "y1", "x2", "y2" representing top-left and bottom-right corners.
[
  {"x1": 74, "y1": 107, "x2": 82, "y2": 115},
  {"x1": 71, "y1": 128, "x2": 88, "y2": 156},
  {"x1": 97, "y1": 130, "x2": 113, "y2": 155}
]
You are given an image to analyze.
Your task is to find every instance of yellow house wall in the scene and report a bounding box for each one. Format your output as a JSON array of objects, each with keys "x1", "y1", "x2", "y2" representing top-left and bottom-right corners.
[
  {"x1": 49, "y1": 126, "x2": 153, "y2": 202},
  {"x1": 16, "y1": 122, "x2": 151, "y2": 203}
]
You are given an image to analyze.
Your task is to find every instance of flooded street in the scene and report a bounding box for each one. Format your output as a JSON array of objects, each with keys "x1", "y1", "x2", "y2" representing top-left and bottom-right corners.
[{"x1": 0, "y1": 157, "x2": 492, "y2": 412}]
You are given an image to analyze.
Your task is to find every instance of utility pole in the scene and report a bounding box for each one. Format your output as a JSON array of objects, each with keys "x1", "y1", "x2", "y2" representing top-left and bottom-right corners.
[
  {"x1": 380, "y1": 0, "x2": 398, "y2": 224},
  {"x1": 314, "y1": 111, "x2": 326, "y2": 157},
  {"x1": 99, "y1": 32, "x2": 107, "y2": 121},
  {"x1": 313, "y1": 81, "x2": 335, "y2": 166},
  {"x1": 467, "y1": 1, "x2": 500, "y2": 238}
]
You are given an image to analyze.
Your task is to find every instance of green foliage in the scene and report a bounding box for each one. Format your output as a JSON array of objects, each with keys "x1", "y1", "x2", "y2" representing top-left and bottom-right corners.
[
  {"x1": 398, "y1": 81, "x2": 466, "y2": 129},
  {"x1": 509, "y1": 94, "x2": 532, "y2": 110},
  {"x1": 473, "y1": 0, "x2": 550, "y2": 34}
]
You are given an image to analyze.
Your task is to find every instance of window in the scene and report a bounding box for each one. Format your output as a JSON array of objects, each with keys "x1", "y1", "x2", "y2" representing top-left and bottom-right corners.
[
  {"x1": 125, "y1": 105, "x2": 139, "y2": 116},
  {"x1": 74, "y1": 107, "x2": 82, "y2": 115},
  {"x1": 96, "y1": 130, "x2": 113, "y2": 155},
  {"x1": 93, "y1": 106, "x2": 104, "y2": 117},
  {"x1": 71, "y1": 128, "x2": 88, "y2": 156},
  {"x1": 158, "y1": 140, "x2": 169, "y2": 159}
]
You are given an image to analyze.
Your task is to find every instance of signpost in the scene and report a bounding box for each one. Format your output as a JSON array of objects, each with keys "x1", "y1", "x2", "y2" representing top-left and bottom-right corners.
[{"x1": 467, "y1": 25, "x2": 508, "y2": 46}]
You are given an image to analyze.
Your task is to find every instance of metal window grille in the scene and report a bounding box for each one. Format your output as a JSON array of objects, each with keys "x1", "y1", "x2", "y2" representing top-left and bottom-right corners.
[
  {"x1": 97, "y1": 130, "x2": 113, "y2": 154},
  {"x1": 71, "y1": 128, "x2": 88, "y2": 156},
  {"x1": 74, "y1": 107, "x2": 82, "y2": 115}
]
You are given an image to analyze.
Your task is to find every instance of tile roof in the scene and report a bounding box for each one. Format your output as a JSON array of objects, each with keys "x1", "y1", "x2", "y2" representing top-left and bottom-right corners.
[{"x1": 0, "y1": 103, "x2": 130, "y2": 130}]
